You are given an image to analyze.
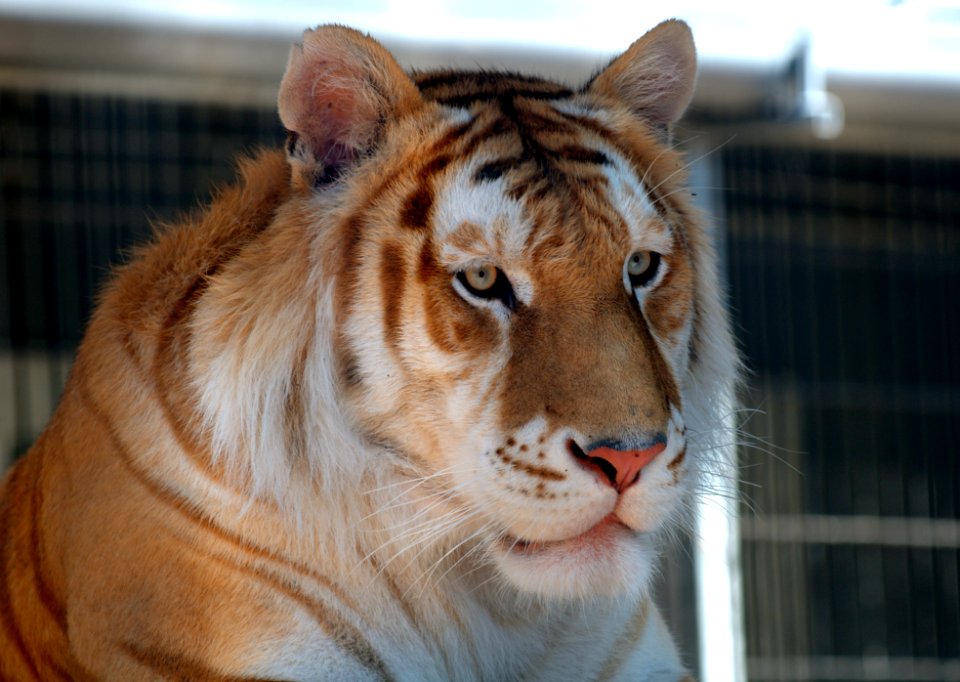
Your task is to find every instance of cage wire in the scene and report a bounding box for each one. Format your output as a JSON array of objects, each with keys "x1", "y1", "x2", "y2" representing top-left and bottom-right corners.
[{"x1": 1, "y1": 88, "x2": 958, "y2": 681}]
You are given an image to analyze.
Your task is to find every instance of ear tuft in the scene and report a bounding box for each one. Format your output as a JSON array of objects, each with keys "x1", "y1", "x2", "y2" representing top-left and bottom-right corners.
[
  {"x1": 586, "y1": 20, "x2": 697, "y2": 135},
  {"x1": 278, "y1": 26, "x2": 422, "y2": 189}
]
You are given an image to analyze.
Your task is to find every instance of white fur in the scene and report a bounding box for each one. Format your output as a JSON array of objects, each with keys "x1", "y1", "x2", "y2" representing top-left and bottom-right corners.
[
  {"x1": 183, "y1": 128, "x2": 728, "y2": 679},
  {"x1": 180, "y1": 23, "x2": 733, "y2": 680}
]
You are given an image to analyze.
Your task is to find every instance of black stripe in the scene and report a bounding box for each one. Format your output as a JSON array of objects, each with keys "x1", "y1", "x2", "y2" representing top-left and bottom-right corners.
[
  {"x1": 554, "y1": 145, "x2": 612, "y2": 166},
  {"x1": 415, "y1": 69, "x2": 572, "y2": 97},
  {"x1": 515, "y1": 109, "x2": 576, "y2": 134},
  {"x1": 381, "y1": 240, "x2": 406, "y2": 349},
  {"x1": 473, "y1": 157, "x2": 524, "y2": 183},
  {"x1": 459, "y1": 117, "x2": 514, "y2": 159},
  {"x1": 401, "y1": 186, "x2": 433, "y2": 230},
  {"x1": 498, "y1": 96, "x2": 566, "y2": 187},
  {"x1": 471, "y1": 141, "x2": 609, "y2": 187},
  {"x1": 434, "y1": 88, "x2": 572, "y2": 108}
]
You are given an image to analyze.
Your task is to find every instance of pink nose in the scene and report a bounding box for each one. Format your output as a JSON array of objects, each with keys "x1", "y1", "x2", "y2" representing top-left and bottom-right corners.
[{"x1": 584, "y1": 442, "x2": 666, "y2": 492}]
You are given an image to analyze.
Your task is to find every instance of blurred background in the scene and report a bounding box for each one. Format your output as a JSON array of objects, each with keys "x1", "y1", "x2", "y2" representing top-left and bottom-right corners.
[{"x1": 1, "y1": 1, "x2": 958, "y2": 680}]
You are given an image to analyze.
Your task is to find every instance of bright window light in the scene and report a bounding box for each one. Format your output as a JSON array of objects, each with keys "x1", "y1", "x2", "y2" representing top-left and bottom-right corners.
[{"x1": 1, "y1": 0, "x2": 958, "y2": 81}]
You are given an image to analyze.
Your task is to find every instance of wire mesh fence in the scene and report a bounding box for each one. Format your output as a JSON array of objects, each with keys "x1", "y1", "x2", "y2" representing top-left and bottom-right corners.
[
  {"x1": 724, "y1": 145, "x2": 960, "y2": 681},
  {"x1": 0, "y1": 89, "x2": 282, "y2": 462},
  {"x1": 1, "y1": 88, "x2": 958, "y2": 681}
]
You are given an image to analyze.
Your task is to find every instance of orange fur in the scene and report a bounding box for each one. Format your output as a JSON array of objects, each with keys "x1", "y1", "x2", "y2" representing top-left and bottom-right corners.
[{"x1": 0, "y1": 21, "x2": 735, "y2": 680}]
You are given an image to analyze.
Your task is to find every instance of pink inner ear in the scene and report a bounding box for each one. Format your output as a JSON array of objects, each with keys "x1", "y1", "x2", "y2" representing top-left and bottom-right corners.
[
  {"x1": 299, "y1": 77, "x2": 367, "y2": 166},
  {"x1": 279, "y1": 48, "x2": 381, "y2": 170},
  {"x1": 586, "y1": 20, "x2": 696, "y2": 128},
  {"x1": 277, "y1": 25, "x2": 423, "y2": 182}
]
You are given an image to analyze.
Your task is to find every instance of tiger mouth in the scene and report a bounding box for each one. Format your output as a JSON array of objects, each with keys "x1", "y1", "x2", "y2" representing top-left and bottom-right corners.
[{"x1": 500, "y1": 515, "x2": 637, "y2": 556}]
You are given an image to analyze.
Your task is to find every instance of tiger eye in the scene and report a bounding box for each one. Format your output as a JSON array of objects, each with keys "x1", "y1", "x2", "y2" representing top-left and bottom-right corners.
[
  {"x1": 464, "y1": 264, "x2": 498, "y2": 292},
  {"x1": 455, "y1": 265, "x2": 517, "y2": 311},
  {"x1": 625, "y1": 250, "x2": 661, "y2": 289},
  {"x1": 627, "y1": 251, "x2": 652, "y2": 277}
]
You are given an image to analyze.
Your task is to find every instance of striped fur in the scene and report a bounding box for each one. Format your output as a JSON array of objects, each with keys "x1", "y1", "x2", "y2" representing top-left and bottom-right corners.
[{"x1": 0, "y1": 20, "x2": 736, "y2": 680}]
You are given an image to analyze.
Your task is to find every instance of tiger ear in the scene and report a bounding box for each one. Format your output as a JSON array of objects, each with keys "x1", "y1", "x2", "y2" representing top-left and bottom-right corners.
[
  {"x1": 278, "y1": 26, "x2": 423, "y2": 189},
  {"x1": 585, "y1": 20, "x2": 696, "y2": 140}
]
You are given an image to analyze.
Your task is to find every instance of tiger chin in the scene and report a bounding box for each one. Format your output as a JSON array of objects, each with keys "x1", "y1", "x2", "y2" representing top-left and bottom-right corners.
[{"x1": 0, "y1": 18, "x2": 736, "y2": 682}]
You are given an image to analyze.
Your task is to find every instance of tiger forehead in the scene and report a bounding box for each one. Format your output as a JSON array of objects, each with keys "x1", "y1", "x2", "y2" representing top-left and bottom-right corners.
[
  {"x1": 394, "y1": 70, "x2": 667, "y2": 265},
  {"x1": 464, "y1": 101, "x2": 613, "y2": 190},
  {"x1": 412, "y1": 119, "x2": 624, "y2": 209},
  {"x1": 411, "y1": 69, "x2": 615, "y2": 184},
  {"x1": 430, "y1": 129, "x2": 660, "y2": 248}
]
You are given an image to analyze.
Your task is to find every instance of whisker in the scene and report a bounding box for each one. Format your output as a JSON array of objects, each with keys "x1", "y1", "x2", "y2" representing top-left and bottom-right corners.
[
  {"x1": 362, "y1": 462, "x2": 478, "y2": 496},
  {"x1": 391, "y1": 509, "x2": 486, "y2": 580},
  {"x1": 408, "y1": 521, "x2": 496, "y2": 599},
  {"x1": 364, "y1": 468, "x2": 486, "y2": 528},
  {"x1": 646, "y1": 136, "x2": 735, "y2": 198},
  {"x1": 639, "y1": 144, "x2": 676, "y2": 191},
  {"x1": 364, "y1": 507, "x2": 476, "y2": 577},
  {"x1": 356, "y1": 504, "x2": 472, "y2": 569},
  {"x1": 361, "y1": 470, "x2": 484, "y2": 524}
]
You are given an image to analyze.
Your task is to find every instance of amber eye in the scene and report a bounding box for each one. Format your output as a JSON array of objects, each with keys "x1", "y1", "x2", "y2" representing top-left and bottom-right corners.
[
  {"x1": 464, "y1": 264, "x2": 498, "y2": 292},
  {"x1": 455, "y1": 264, "x2": 517, "y2": 311},
  {"x1": 626, "y1": 250, "x2": 661, "y2": 288}
]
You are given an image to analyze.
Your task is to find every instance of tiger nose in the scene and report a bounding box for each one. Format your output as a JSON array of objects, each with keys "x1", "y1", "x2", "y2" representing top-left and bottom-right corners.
[{"x1": 568, "y1": 439, "x2": 667, "y2": 492}]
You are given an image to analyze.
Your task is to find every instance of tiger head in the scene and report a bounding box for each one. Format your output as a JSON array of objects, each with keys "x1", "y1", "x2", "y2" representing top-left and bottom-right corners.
[{"x1": 203, "y1": 21, "x2": 735, "y2": 602}]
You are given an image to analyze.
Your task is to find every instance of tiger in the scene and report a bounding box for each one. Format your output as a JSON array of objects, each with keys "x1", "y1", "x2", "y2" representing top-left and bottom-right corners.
[{"x1": 0, "y1": 18, "x2": 736, "y2": 681}]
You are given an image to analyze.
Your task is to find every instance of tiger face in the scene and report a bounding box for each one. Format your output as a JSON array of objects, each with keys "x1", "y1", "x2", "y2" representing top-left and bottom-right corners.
[
  {"x1": 275, "y1": 22, "x2": 721, "y2": 600},
  {"x1": 341, "y1": 109, "x2": 694, "y2": 599}
]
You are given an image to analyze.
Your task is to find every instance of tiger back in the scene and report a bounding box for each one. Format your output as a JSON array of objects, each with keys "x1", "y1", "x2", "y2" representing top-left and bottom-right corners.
[{"x1": 0, "y1": 20, "x2": 735, "y2": 681}]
